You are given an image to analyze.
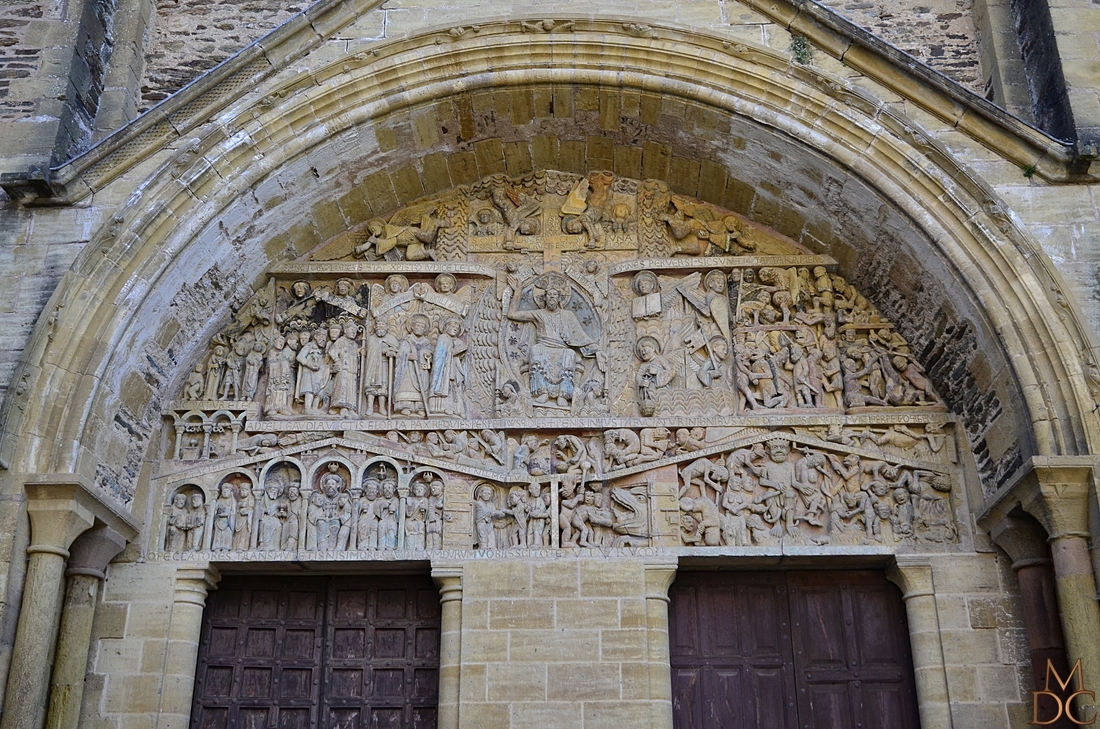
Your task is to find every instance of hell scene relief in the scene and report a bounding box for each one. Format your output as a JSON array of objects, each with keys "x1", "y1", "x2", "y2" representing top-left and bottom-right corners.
[{"x1": 157, "y1": 170, "x2": 961, "y2": 558}]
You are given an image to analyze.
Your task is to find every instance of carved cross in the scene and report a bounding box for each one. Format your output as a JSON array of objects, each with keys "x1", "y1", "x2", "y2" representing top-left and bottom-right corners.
[{"x1": 539, "y1": 209, "x2": 589, "y2": 270}]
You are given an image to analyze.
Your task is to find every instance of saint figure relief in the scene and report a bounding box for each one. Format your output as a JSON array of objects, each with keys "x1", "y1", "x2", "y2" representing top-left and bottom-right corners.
[{"x1": 505, "y1": 274, "x2": 600, "y2": 408}]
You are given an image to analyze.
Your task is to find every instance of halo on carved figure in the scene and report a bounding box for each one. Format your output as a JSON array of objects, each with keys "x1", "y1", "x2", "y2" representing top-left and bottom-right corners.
[
  {"x1": 291, "y1": 280, "x2": 313, "y2": 300},
  {"x1": 310, "y1": 459, "x2": 353, "y2": 495},
  {"x1": 435, "y1": 273, "x2": 458, "y2": 294},
  {"x1": 703, "y1": 269, "x2": 727, "y2": 293},
  {"x1": 632, "y1": 270, "x2": 660, "y2": 296},
  {"x1": 385, "y1": 274, "x2": 410, "y2": 294},
  {"x1": 635, "y1": 335, "x2": 663, "y2": 361},
  {"x1": 521, "y1": 272, "x2": 601, "y2": 340}
]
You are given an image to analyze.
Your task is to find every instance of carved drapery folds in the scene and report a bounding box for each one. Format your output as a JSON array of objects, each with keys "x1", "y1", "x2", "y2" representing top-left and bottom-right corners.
[{"x1": 156, "y1": 171, "x2": 959, "y2": 558}]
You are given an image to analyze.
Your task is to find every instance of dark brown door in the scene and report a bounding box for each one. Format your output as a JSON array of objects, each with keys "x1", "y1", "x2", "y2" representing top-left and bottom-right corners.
[
  {"x1": 670, "y1": 571, "x2": 919, "y2": 729},
  {"x1": 191, "y1": 575, "x2": 440, "y2": 729}
]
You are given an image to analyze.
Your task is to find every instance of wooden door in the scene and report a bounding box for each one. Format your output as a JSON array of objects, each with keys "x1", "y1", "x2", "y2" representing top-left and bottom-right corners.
[
  {"x1": 788, "y1": 572, "x2": 920, "y2": 729},
  {"x1": 669, "y1": 571, "x2": 919, "y2": 729},
  {"x1": 669, "y1": 573, "x2": 798, "y2": 728},
  {"x1": 191, "y1": 575, "x2": 440, "y2": 729},
  {"x1": 324, "y1": 581, "x2": 441, "y2": 729}
]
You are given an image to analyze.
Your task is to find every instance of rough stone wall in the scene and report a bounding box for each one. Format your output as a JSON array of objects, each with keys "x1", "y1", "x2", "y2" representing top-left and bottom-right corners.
[
  {"x1": 0, "y1": 0, "x2": 43, "y2": 123},
  {"x1": 134, "y1": 0, "x2": 988, "y2": 111},
  {"x1": 1008, "y1": 0, "x2": 1073, "y2": 140},
  {"x1": 820, "y1": 0, "x2": 985, "y2": 94},
  {"x1": 59, "y1": 0, "x2": 118, "y2": 157},
  {"x1": 139, "y1": 0, "x2": 301, "y2": 108},
  {"x1": 0, "y1": 0, "x2": 118, "y2": 170}
]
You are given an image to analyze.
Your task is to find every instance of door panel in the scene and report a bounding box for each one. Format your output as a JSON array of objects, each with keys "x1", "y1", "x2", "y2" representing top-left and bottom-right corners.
[
  {"x1": 191, "y1": 575, "x2": 440, "y2": 729},
  {"x1": 789, "y1": 572, "x2": 920, "y2": 729},
  {"x1": 670, "y1": 571, "x2": 919, "y2": 729},
  {"x1": 669, "y1": 573, "x2": 798, "y2": 729}
]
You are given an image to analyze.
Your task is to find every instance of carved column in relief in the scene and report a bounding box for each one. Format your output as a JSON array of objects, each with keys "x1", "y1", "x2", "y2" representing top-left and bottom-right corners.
[
  {"x1": 1019, "y1": 459, "x2": 1100, "y2": 719},
  {"x1": 991, "y1": 514, "x2": 1074, "y2": 726},
  {"x1": 886, "y1": 557, "x2": 954, "y2": 729},
  {"x1": 644, "y1": 559, "x2": 678, "y2": 728},
  {"x1": 1, "y1": 479, "x2": 135, "y2": 729},
  {"x1": 45, "y1": 526, "x2": 132, "y2": 729},
  {"x1": 432, "y1": 564, "x2": 463, "y2": 729},
  {"x1": 159, "y1": 566, "x2": 222, "y2": 721}
]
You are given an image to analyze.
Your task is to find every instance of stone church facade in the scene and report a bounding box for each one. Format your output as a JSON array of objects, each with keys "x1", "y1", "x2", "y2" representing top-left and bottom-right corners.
[{"x1": 2, "y1": 0, "x2": 1100, "y2": 727}]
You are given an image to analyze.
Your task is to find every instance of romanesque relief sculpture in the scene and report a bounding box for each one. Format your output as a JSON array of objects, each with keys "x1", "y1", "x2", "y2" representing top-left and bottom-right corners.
[
  {"x1": 159, "y1": 170, "x2": 961, "y2": 559},
  {"x1": 210, "y1": 473, "x2": 254, "y2": 551},
  {"x1": 503, "y1": 271, "x2": 604, "y2": 413},
  {"x1": 164, "y1": 487, "x2": 206, "y2": 552},
  {"x1": 674, "y1": 435, "x2": 957, "y2": 547}
]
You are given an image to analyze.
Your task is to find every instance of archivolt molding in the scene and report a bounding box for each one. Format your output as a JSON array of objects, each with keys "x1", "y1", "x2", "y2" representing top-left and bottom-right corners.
[{"x1": 0, "y1": 23, "x2": 1096, "y2": 512}]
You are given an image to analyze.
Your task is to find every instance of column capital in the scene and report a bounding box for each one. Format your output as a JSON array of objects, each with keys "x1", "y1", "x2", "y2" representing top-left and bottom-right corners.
[
  {"x1": 23, "y1": 476, "x2": 138, "y2": 554},
  {"x1": 431, "y1": 563, "x2": 463, "y2": 604},
  {"x1": 643, "y1": 557, "x2": 679, "y2": 603},
  {"x1": 175, "y1": 565, "x2": 221, "y2": 607},
  {"x1": 990, "y1": 513, "x2": 1052, "y2": 570},
  {"x1": 66, "y1": 525, "x2": 129, "y2": 580},
  {"x1": 980, "y1": 456, "x2": 1096, "y2": 541},
  {"x1": 886, "y1": 556, "x2": 934, "y2": 599}
]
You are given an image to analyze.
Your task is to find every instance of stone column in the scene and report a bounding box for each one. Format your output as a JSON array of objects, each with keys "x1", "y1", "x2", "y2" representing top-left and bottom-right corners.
[
  {"x1": 157, "y1": 565, "x2": 221, "y2": 726},
  {"x1": 887, "y1": 557, "x2": 953, "y2": 729},
  {"x1": 432, "y1": 565, "x2": 463, "y2": 729},
  {"x1": 45, "y1": 526, "x2": 130, "y2": 729},
  {"x1": 1021, "y1": 461, "x2": 1100, "y2": 718},
  {"x1": 0, "y1": 478, "x2": 135, "y2": 729},
  {"x1": 991, "y1": 514, "x2": 1074, "y2": 726},
  {"x1": 644, "y1": 559, "x2": 678, "y2": 729}
]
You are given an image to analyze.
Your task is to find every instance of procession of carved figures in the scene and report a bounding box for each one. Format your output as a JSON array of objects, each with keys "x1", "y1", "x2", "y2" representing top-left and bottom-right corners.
[
  {"x1": 160, "y1": 426, "x2": 956, "y2": 554},
  {"x1": 161, "y1": 170, "x2": 961, "y2": 556},
  {"x1": 675, "y1": 438, "x2": 956, "y2": 547},
  {"x1": 164, "y1": 459, "x2": 449, "y2": 554}
]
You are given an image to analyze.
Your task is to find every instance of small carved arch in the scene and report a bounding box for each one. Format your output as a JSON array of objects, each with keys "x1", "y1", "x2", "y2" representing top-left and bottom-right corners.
[
  {"x1": 258, "y1": 457, "x2": 305, "y2": 486},
  {"x1": 306, "y1": 457, "x2": 355, "y2": 495},
  {"x1": 163, "y1": 484, "x2": 207, "y2": 553},
  {"x1": 362, "y1": 456, "x2": 403, "y2": 491}
]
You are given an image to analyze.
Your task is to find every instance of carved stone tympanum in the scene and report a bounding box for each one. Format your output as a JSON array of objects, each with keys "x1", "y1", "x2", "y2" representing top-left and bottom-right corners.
[{"x1": 156, "y1": 171, "x2": 958, "y2": 557}]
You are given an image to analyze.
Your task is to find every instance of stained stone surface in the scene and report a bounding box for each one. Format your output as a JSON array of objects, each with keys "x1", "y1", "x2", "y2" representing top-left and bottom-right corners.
[{"x1": 155, "y1": 171, "x2": 963, "y2": 561}]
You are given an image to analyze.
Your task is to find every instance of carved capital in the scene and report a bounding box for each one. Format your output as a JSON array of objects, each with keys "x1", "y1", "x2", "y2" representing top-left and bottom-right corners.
[
  {"x1": 980, "y1": 456, "x2": 1096, "y2": 541},
  {"x1": 23, "y1": 476, "x2": 138, "y2": 555},
  {"x1": 66, "y1": 525, "x2": 129, "y2": 580},
  {"x1": 886, "y1": 556, "x2": 934, "y2": 600},
  {"x1": 1020, "y1": 457, "x2": 1094, "y2": 540},
  {"x1": 990, "y1": 514, "x2": 1051, "y2": 570},
  {"x1": 431, "y1": 563, "x2": 464, "y2": 604},
  {"x1": 174, "y1": 565, "x2": 221, "y2": 607},
  {"x1": 643, "y1": 558, "x2": 679, "y2": 603}
]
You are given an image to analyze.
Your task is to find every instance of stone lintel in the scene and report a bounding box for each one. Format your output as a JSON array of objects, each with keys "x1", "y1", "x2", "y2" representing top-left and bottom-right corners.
[{"x1": 23, "y1": 476, "x2": 138, "y2": 554}]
